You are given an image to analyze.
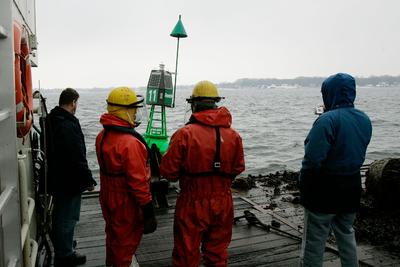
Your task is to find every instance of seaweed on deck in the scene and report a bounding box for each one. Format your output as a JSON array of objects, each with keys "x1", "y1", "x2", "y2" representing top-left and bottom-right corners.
[
  {"x1": 235, "y1": 169, "x2": 400, "y2": 256},
  {"x1": 355, "y1": 193, "x2": 400, "y2": 255}
]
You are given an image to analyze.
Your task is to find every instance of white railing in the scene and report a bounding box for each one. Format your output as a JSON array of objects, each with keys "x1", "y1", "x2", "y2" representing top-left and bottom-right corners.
[
  {"x1": 18, "y1": 155, "x2": 38, "y2": 267},
  {"x1": 29, "y1": 240, "x2": 38, "y2": 267},
  {"x1": 20, "y1": 197, "x2": 34, "y2": 248},
  {"x1": 6, "y1": 257, "x2": 17, "y2": 267}
]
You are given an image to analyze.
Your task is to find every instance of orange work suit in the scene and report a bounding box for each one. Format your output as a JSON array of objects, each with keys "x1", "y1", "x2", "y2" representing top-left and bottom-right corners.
[
  {"x1": 160, "y1": 107, "x2": 245, "y2": 267},
  {"x1": 95, "y1": 114, "x2": 151, "y2": 267}
]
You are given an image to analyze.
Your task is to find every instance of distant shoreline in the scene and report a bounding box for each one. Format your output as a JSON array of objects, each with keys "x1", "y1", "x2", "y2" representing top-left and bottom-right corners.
[
  {"x1": 38, "y1": 75, "x2": 400, "y2": 91},
  {"x1": 217, "y1": 75, "x2": 400, "y2": 89}
]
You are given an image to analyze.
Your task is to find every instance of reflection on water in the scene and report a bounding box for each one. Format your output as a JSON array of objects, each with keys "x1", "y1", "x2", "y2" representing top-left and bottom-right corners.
[{"x1": 42, "y1": 86, "x2": 400, "y2": 182}]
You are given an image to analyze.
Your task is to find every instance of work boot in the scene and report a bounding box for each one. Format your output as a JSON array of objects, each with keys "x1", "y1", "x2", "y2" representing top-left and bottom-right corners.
[{"x1": 54, "y1": 252, "x2": 86, "y2": 266}]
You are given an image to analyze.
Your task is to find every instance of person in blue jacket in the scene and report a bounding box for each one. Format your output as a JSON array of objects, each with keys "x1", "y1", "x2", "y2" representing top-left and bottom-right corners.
[{"x1": 299, "y1": 73, "x2": 372, "y2": 267}]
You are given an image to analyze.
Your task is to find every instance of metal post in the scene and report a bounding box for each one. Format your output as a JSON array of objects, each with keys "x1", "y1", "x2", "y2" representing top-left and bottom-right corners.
[
  {"x1": 170, "y1": 14, "x2": 187, "y2": 108},
  {"x1": 173, "y1": 37, "x2": 180, "y2": 108}
]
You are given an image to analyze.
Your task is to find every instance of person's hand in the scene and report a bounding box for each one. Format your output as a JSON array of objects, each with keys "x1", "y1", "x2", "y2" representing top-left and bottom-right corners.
[
  {"x1": 87, "y1": 185, "x2": 95, "y2": 191},
  {"x1": 314, "y1": 104, "x2": 325, "y2": 115},
  {"x1": 141, "y1": 202, "x2": 157, "y2": 234},
  {"x1": 143, "y1": 216, "x2": 157, "y2": 234}
]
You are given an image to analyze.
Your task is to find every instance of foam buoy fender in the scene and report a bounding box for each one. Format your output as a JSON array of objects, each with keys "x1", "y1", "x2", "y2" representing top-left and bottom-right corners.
[{"x1": 14, "y1": 22, "x2": 33, "y2": 138}]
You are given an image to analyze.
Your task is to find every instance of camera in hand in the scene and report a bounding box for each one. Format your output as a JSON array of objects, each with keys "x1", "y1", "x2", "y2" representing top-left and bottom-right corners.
[{"x1": 314, "y1": 105, "x2": 324, "y2": 115}]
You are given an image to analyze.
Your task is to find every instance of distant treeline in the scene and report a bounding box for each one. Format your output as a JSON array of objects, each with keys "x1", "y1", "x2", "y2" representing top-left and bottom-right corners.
[
  {"x1": 217, "y1": 75, "x2": 400, "y2": 89},
  {"x1": 41, "y1": 75, "x2": 400, "y2": 91}
]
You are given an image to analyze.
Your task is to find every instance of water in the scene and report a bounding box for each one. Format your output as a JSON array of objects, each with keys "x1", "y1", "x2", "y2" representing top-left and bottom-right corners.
[{"x1": 42, "y1": 86, "x2": 400, "y2": 181}]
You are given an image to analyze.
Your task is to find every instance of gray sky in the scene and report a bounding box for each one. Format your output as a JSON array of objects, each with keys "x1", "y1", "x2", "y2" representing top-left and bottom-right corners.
[{"x1": 32, "y1": 0, "x2": 400, "y2": 89}]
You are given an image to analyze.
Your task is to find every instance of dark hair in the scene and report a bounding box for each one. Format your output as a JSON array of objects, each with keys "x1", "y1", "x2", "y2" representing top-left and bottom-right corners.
[{"x1": 59, "y1": 88, "x2": 79, "y2": 106}]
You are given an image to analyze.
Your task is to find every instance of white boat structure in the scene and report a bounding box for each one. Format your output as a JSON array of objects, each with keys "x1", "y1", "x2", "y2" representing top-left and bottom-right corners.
[{"x1": 0, "y1": 0, "x2": 44, "y2": 266}]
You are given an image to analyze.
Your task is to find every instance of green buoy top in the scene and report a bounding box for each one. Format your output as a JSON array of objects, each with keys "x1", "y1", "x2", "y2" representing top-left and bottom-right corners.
[{"x1": 170, "y1": 15, "x2": 188, "y2": 38}]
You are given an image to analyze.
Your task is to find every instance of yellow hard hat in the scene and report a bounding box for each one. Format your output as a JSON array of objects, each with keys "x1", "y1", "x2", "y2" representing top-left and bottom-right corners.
[
  {"x1": 106, "y1": 87, "x2": 144, "y2": 126},
  {"x1": 106, "y1": 86, "x2": 143, "y2": 108},
  {"x1": 187, "y1": 80, "x2": 224, "y2": 103}
]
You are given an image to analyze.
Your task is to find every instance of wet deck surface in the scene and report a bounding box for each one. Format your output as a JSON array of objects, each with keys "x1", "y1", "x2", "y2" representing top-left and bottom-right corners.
[{"x1": 75, "y1": 188, "x2": 400, "y2": 267}]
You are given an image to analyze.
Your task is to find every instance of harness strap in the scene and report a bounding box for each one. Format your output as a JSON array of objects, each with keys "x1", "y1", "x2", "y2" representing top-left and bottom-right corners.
[
  {"x1": 103, "y1": 125, "x2": 151, "y2": 154},
  {"x1": 99, "y1": 130, "x2": 125, "y2": 177},
  {"x1": 184, "y1": 119, "x2": 236, "y2": 178},
  {"x1": 99, "y1": 125, "x2": 150, "y2": 177},
  {"x1": 99, "y1": 130, "x2": 107, "y2": 174},
  {"x1": 214, "y1": 127, "x2": 221, "y2": 169},
  {"x1": 184, "y1": 171, "x2": 235, "y2": 178}
]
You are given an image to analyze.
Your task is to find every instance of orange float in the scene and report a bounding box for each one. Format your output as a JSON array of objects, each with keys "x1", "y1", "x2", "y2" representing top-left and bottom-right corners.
[{"x1": 14, "y1": 22, "x2": 33, "y2": 138}]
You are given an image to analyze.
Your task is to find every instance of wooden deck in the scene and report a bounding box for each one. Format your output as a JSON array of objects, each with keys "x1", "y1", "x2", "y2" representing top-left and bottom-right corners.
[{"x1": 74, "y1": 186, "x2": 400, "y2": 267}]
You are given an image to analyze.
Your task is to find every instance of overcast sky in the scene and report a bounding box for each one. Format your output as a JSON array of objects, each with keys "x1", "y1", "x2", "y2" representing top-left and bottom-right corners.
[{"x1": 32, "y1": 0, "x2": 400, "y2": 89}]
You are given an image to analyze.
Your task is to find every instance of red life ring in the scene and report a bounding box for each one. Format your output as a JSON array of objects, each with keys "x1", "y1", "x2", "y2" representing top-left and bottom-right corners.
[{"x1": 14, "y1": 22, "x2": 33, "y2": 138}]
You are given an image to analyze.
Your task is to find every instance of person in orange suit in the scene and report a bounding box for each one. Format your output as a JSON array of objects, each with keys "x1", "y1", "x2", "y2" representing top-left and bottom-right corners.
[
  {"x1": 95, "y1": 87, "x2": 157, "y2": 267},
  {"x1": 160, "y1": 80, "x2": 245, "y2": 267}
]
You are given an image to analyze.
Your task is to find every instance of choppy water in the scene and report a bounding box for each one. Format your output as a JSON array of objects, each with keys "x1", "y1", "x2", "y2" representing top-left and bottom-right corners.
[{"x1": 42, "y1": 86, "x2": 400, "y2": 181}]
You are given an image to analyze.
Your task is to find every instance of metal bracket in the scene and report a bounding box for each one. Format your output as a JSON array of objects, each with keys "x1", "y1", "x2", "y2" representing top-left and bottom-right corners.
[
  {"x1": 29, "y1": 34, "x2": 37, "y2": 50},
  {"x1": 0, "y1": 186, "x2": 15, "y2": 216},
  {"x1": 6, "y1": 257, "x2": 18, "y2": 267},
  {"x1": 0, "y1": 25, "x2": 7, "y2": 39},
  {"x1": 0, "y1": 109, "x2": 11, "y2": 123},
  {"x1": 238, "y1": 196, "x2": 302, "y2": 233}
]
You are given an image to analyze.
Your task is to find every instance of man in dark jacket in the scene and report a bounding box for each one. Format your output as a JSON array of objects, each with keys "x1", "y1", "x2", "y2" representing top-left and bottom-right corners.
[
  {"x1": 48, "y1": 88, "x2": 97, "y2": 266},
  {"x1": 299, "y1": 73, "x2": 372, "y2": 267}
]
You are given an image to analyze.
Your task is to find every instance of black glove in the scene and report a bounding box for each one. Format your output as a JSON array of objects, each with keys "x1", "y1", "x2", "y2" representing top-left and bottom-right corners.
[{"x1": 141, "y1": 202, "x2": 157, "y2": 234}]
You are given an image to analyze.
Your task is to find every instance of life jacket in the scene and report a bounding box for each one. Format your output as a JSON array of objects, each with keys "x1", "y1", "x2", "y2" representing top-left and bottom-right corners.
[{"x1": 98, "y1": 125, "x2": 152, "y2": 177}]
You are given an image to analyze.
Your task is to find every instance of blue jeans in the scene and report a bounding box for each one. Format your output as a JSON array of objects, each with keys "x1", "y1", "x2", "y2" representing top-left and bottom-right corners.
[
  {"x1": 52, "y1": 194, "x2": 82, "y2": 258},
  {"x1": 300, "y1": 209, "x2": 358, "y2": 267}
]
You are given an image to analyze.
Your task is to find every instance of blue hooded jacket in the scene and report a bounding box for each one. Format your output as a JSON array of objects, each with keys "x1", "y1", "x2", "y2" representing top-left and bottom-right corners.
[{"x1": 299, "y1": 73, "x2": 372, "y2": 213}]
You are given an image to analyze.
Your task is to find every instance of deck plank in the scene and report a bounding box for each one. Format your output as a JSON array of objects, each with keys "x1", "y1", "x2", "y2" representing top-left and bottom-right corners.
[{"x1": 75, "y1": 189, "x2": 399, "y2": 267}]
